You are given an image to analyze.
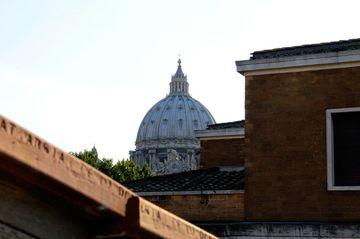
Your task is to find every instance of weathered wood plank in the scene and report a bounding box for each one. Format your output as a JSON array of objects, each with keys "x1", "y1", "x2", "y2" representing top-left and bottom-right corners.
[
  {"x1": 0, "y1": 178, "x2": 91, "y2": 239},
  {"x1": 0, "y1": 114, "x2": 134, "y2": 217},
  {"x1": 0, "y1": 114, "x2": 217, "y2": 238},
  {"x1": 0, "y1": 222, "x2": 36, "y2": 239},
  {"x1": 126, "y1": 197, "x2": 218, "y2": 239}
]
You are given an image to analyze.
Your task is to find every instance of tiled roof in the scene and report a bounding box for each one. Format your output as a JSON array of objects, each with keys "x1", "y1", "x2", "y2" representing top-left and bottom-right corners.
[
  {"x1": 206, "y1": 120, "x2": 244, "y2": 130},
  {"x1": 251, "y1": 38, "x2": 360, "y2": 60},
  {"x1": 124, "y1": 167, "x2": 244, "y2": 193}
]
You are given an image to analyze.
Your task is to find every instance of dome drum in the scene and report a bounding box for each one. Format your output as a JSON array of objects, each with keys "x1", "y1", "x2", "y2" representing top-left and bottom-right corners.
[{"x1": 136, "y1": 138, "x2": 200, "y2": 150}]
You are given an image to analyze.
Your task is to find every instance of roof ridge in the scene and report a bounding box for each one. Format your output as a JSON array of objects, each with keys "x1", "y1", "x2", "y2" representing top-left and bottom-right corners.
[{"x1": 251, "y1": 38, "x2": 360, "y2": 60}]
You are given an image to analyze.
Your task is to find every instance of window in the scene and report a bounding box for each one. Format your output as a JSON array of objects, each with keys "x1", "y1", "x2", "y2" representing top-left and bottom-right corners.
[{"x1": 327, "y1": 107, "x2": 360, "y2": 190}]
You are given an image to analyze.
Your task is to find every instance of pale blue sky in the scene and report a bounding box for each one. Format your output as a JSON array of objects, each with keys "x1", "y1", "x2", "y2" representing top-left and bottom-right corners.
[{"x1": 1, "y1": 0, "x2": 360, "y2": 160}]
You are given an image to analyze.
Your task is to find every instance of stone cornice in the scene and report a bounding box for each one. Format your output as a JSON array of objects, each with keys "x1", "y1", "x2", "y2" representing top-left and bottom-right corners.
[
  {"x1": 195, "y1": 128, "x2": 244, "y2": 140},
  {"x1": 236, "y1": 49, "x2": 360, "y2": 76},
  {"x1": 136, "y1": 137, "x2": 200, "y2": 150}
]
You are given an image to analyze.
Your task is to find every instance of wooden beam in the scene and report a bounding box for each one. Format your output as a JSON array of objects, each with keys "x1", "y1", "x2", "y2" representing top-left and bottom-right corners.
[
  {"x1": 0, "y1": 114, "x2": 217, "y2": 238},
  {"x1": 0, "y1": 114, "x2": 133, "y2": 217},
  {"x1": 126, "y1": 197, "x2": 217, "y2": 239}
]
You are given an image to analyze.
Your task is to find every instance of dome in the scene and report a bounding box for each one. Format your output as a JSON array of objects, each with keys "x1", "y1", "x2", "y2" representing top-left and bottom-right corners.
[
  {"x1": 136, "y1": 94, "x2": 215, "y2": 148},
  {"x1": 130, "y1": 59, "x2": 216, "y2": 175}
]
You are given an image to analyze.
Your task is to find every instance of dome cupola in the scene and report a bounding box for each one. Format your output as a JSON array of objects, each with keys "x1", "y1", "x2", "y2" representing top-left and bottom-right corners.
[{"x1": 130, "y1": 59, "x2": 216, "y2": 175}]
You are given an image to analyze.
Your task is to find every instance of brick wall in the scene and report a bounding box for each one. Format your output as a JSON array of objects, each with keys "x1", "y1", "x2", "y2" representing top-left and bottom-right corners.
[
  {"x1": 245, "y1": 66, "x2": 360, "y2": 221},
  {"x1": 200, "y1": 138, "x2": 245, "y2": 168},
  {"x1": 144, "y1": 193, "x2": 244, "y2": 222}
]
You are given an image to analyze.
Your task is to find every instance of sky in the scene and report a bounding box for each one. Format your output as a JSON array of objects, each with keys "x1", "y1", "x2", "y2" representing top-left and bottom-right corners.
[{"x1": 1, "y1": 0, "x2": 360, "y2": 160}]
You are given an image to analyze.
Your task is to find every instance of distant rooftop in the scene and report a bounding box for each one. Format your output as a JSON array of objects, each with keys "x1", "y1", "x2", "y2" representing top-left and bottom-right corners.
[
  {"x1": 124, "y1": 167, "x2": 244, "y2": 193},
  {"x1": 250, "y1": 38, "x2": 360, "y2": 60},
  {"x1": 207, "y1": 120, "x2": 244, "y2": 130}
]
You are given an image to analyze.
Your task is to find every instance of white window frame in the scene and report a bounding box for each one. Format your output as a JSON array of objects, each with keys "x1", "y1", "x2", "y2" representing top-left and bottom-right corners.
[{"x1": 327, "y1": 107, "x2": 360, "y2": 191}]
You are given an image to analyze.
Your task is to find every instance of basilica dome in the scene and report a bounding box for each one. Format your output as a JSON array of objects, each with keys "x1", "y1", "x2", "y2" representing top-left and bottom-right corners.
[
  {"x1": 130, "y1": 59, "x2": 216, "y2": 175},
  {"x1": 136, "y1": 93, "x2": 215, "y2": 147}
]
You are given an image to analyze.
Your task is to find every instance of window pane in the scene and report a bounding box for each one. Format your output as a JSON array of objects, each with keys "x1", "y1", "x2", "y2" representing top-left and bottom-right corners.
[{"x1": 333, "y1": 111, "x2": 360, "y2": 186}]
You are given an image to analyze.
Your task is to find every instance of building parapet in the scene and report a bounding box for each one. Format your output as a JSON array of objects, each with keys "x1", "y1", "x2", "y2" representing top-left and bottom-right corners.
[{"x1": 237, "y1": 39, "x2": 360, "y2": 76}]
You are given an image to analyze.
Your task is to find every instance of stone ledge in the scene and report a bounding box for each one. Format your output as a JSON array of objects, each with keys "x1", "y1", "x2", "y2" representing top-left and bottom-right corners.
[
  {"x1": 236, "y1": 49, "x2": 360, "y2": 75},
  {"x1": 197, "y1": 222, "x2": 360, "y2": 239},
  {"x1": 195, "y1": 128, "x2": 245, "y2": 140}
]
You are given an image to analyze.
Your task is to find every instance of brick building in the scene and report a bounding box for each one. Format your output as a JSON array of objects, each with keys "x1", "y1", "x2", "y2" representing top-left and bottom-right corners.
[
  {"x1": 195, "y1": 120, "x2": 245, "y2": 169},
  {"x1": 125, "y1": 167, "x2": 245, "y2": 222},
  {"x1": 235, "y1": 38, "x2": 360, "y2": 237},
  {"x1": 127, "y1": 38, "x2": 360, "y2": 238},
  {"x1": 125, "y1": 121, "x2": 246, "y2": 237}
]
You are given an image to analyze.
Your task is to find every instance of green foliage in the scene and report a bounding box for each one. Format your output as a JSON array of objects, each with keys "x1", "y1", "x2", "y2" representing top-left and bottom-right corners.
[{"x1": 71, "y1": 146, "x2": 151, "y2": 184}]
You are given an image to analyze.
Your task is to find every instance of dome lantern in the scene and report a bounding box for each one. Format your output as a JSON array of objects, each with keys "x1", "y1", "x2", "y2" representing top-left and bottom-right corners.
[{"x1": 170, "y1": 58, "x2": 189, "y2": 95}]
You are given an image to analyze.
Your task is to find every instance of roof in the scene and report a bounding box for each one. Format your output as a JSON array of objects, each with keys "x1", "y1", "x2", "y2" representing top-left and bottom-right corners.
[
  {"x1": 195, "y1": 120, "x2": 245, "y2": 140},
  {"x1": 250, "y1": 38, "x2": 360, "y2": 60},
  {"x1": 236, "y1": 38, "x2": 360, "y2": 75},
  {"x1": 207, "y1": 120, "x2": 244, "y2": 130},
  {"x1": 124, "y1": 167, "x2": 244, "y2": 194}
]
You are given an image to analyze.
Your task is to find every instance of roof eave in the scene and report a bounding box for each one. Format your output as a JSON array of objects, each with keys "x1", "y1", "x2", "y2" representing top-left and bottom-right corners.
[
  {"x1": 236, "y1": 49, "x2": 360, "y2": 76},
  {"x1": 195, "y1": 128, "x2": 244, "y2": 140},
  {"x1": 136, "y1": 190, "x2": 245, "y2": 196}
]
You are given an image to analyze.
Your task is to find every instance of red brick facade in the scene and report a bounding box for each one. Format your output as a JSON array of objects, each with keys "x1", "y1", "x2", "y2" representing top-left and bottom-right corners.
[
  {"x1": 144, "y1": 193, "x2": 244, "y2": 222},
  {"x1": 200, "y1": 138, "x2": 245, "y2": 169},
  {"x1": 245, "y1": 66, "x2": 360, "y2": 221}
]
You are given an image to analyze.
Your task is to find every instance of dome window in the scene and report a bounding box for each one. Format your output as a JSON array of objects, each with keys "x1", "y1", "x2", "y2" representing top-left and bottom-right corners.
[
  {"x1": 178, "y1": 119, "x2": 183, "y2": 128},
  {"x1": 178, "y1": 104, "x2": 183, "y2": 110},
  {"x1": 190, "y1": 107, "x2": 195, "y2": 111},
  {"x1": 156, "y1": 107, "x2": 161, "y2": 111},
  {"x1": 193, "y1": 120, "x2": 198, "y2": 127},
  {"x1": 150, "y1": 120, "x2": 155, "y2": 124},
  {"x1": 163, "y1": 119, "x2": 168, "y2": 124}
]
